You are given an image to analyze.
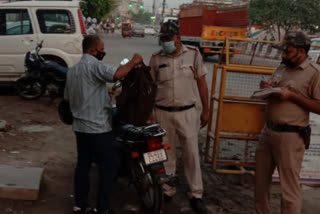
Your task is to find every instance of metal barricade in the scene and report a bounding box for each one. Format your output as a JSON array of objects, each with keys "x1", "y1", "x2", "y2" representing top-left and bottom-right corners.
[
  {"x1": 205, "y1": 37, "x2": 279, "y2": 175},
  {"x1": 205, "y1": 37, "x2": 320, "y2": 175}
]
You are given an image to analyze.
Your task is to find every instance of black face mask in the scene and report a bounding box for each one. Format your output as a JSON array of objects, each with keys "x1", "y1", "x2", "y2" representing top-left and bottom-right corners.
[
  {"x1": 281, "y1": 51, "x2": 300, "y2": 68},
  {"x1": 94, "y1": 50, "x2": 106, "y2": 61}
]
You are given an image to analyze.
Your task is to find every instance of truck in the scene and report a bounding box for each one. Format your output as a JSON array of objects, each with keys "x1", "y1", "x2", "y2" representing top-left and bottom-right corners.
[{"x1": 179, "y1": 3, "x2": 249, "y2": 57}]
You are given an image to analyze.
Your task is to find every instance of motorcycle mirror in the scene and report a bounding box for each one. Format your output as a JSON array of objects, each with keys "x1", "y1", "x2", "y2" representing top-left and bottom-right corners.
[{"x1": 120, "y1": 58, "x2": 130, "y2": 66}]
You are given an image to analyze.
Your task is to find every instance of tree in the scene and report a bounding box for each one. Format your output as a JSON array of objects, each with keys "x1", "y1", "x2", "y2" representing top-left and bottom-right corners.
[
  {"x1": 80, "y1": 0, "x2": 117, "y2": 22},
  {"x1": 130, "y1": 10, "x2": 154, "y2": 25},
  {"x1": 250, "y1": 0, "x2": 320, "y2": 40}
]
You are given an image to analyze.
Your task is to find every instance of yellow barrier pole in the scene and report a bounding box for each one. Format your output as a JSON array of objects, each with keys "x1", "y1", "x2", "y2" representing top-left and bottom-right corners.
[
  {"x1": 224, "y1": 65, "x2": 275, "y2": 75},
  {"x1": 226, "y1": 64, "x2": 276, "y2": 71},
  {"x1": 228, "y1": 37, "x2": 278, "y2": 44},
  {"x1": 226, "y1": 37, "x2": 230, "y2": 66},
  {"x1": 212, "y1": 66, "x2": 227, "y2": 170},
  {"x1": 205, "y1": 64, "x2": 219, "y2": 163},
  {"x1": 216, "y1": 169, "x2": 255, "y2": 176}
]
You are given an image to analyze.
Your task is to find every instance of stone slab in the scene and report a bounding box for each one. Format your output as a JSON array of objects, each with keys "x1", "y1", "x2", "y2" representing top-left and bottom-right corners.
[
  {"x1": 302, "y1": 185, "x2": 320, "y2": 214},
  {"x1": 0, "y1": 165, "x2": 44, "y2": 200}
]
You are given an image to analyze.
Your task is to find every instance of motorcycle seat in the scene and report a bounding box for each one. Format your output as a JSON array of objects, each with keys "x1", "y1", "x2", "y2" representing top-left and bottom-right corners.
[{"x1": 116, "y1": 123, "x2": 166, "y2": 142}]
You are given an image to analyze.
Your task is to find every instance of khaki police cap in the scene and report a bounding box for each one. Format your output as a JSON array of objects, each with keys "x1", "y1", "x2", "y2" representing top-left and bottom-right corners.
[
  {"x1": 159, "y1": 21, "x2": 179, "y2": 38},
  {"x1": 273, "y1": 31, "x2": 311, "y2": 50}
]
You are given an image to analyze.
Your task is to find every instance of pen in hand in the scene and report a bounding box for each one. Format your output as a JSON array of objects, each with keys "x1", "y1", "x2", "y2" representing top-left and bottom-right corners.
[{"x1": 260, "y1": 75, "x2": 272, "y2": 89}]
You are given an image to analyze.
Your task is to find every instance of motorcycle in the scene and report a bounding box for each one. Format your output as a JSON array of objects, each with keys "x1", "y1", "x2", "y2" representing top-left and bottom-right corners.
[
  {"x1": 112, "y1": 61, "x2": 172, "y2": 214},
  {"x1": 16, "y1": 41, "x2": 68, "y2": 99},
  {"x1": 115, "y1": 123, "x2": 170, "y2": 214}
]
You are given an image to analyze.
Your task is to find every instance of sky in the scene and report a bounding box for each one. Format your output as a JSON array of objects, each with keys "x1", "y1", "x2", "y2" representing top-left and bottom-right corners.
[{"x1": 143, "y1": 0, "x2": 193, "y2": 10}]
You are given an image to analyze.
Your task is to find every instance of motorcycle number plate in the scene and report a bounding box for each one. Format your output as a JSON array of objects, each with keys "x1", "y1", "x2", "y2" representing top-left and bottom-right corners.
[{"x1": 143, "y1": 149, "x2": 167, "y2": 165}]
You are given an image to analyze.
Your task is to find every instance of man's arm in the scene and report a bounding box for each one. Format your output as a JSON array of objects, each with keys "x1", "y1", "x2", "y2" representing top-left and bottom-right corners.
[
  {"x1": 280, "y1": 88, "x2": 320, "y2": 114},
  {"x1": 197, "y1": 75, "x2": 209, "y2": 128},
  {"x1": 193, "y1": 47, "x2": 209, "y2": 128},
  {"x1": 114, "y1": 54, "x2": 143, "y2": 80}
]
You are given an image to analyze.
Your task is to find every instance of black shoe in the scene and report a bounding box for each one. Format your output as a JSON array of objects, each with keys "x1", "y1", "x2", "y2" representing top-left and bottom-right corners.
[
  {"x1": 73, "y1": 206, "x2": 94, "y2": 214},
  {"x1": 163, "y1": 194, "x2": 173, "y2": 203},
  {"x1": 189, "y1": 198, "x2": 207, "y2": 214},
  {"x1": 93, "y1": 209, "x2": 114, "y2": 214},
  {"x1": 96, "y1": 211, "x2": 114, "y2": 214}
]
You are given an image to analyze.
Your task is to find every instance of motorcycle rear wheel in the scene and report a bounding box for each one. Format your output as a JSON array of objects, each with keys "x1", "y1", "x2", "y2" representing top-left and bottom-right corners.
[
  {"x1": 131, "y1": 162, "x2": 163, "y2": 214},
  {"x1": 16, "y1": 77, "x2": 45, "y2": 99}
]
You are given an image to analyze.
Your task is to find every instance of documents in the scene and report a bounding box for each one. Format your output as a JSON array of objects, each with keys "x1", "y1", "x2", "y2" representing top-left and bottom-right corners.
[{"x1": 251, "y1": 87, "x2": 282, "y2": 99}]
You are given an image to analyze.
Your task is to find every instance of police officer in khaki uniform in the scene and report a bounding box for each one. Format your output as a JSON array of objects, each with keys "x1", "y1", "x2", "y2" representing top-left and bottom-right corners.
[
  {"x1": 256, "y1": 31, "x2": 320, "y2": 214},
  {"x1": 149, "y1": 22, "x2": 209, "y2": 214}
]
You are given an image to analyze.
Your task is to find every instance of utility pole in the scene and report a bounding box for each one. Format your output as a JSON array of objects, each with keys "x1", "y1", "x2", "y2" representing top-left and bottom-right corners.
[
  {"x1": 162, "y1": 0, "x2": 166, "y2": 18},
  {"x1": 152, "y1": 0, "x2": 156, "y2": 16}
]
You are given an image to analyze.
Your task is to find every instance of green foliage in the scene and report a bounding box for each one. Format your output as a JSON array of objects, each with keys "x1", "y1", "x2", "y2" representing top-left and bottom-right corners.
[
  {"x1": 80, "y1": 0, "x2": 117, "y2": 22},
  {"x1": 250, "y1": 0, "x2": 320, "y2": 33},
  {"x1": 130, "y1": 10, "x2": 154, "y2": 25}
]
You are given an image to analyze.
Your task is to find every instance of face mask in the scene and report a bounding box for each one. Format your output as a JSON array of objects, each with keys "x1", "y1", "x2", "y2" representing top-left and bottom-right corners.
[
  {"x1": 161, "y1": 41, "x2": 176, "y2": 54},
  {"x1": 281, "y1": 50, "x2": 300, "y2": 68},
  {"x1": 95, "y1": 50, "x2": 106, "y2": 61}
]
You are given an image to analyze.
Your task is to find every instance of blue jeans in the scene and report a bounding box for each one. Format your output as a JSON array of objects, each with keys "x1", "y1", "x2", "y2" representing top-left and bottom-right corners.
[{"x1": 74, "y1": 131, "x2": 118, "y2": 212}]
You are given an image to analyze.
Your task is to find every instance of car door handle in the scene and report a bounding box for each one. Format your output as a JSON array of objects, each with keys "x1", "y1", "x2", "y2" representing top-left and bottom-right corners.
[{"x1": 21, "y1": 39, "x2": 34, "y2": 43}]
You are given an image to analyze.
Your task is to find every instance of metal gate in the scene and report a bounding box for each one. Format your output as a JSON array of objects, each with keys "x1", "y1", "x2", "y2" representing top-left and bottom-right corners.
[{"x1": 204, "y1": 37, "x2": 279, "y2": 175}]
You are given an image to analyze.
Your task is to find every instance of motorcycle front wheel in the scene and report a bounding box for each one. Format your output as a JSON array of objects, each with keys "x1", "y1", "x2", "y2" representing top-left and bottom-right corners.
[
  {"x1": 131, "y1": 161, "x2": 163, "y2": 214},
  {"x1": 16, "y1": 77, "x2": 45, "y2": 99}
]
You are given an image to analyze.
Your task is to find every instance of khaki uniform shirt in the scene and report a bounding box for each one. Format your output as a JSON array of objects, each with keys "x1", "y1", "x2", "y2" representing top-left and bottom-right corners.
[
  {"x1": 266, "y1": 57, "x2": 320, "y2": 126},
  {"x1": 149, "y1": 45, "x2": 207, "y2": 107}
]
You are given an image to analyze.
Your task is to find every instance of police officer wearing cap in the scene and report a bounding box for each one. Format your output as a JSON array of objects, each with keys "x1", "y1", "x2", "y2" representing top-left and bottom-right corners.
[
  {"x1": 148, "y1": 21, "x2": 209, "y2": 213},
  {"x1": 256, "y1": 31, "x2": 320, "y2": 214}
]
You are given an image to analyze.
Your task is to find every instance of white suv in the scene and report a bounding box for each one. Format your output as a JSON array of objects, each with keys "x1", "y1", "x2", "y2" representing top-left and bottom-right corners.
[{"x1": 0, "y1": 0, "x2": 86, "y2": 82}]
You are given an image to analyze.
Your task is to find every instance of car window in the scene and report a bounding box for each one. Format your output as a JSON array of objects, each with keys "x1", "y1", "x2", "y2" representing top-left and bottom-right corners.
[
  {"x1": 36, "y1": 10, "x2": 75, "y2": 34},
  {"x1": 0, "y1": 9, "x2": 33, "y2": 36},
  {"x1": 133, "y1": 24, "x2": 143, "y2": 29}
]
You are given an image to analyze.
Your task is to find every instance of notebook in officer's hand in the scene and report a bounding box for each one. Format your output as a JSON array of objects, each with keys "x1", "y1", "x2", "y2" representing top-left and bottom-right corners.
[{"x1": 250, "y1": 87, "x2": 282, "y2": 99}]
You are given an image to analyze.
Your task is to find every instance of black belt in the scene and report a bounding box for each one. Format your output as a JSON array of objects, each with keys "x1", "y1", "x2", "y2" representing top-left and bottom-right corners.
[
  {"x1": 266, "y1": 121, "x2": 312, "y2": 149},
  {"x1": 155, "y1": 104, "x2": 195, "y2": 112},
  {"x1": 266, "y1": 121, "x2": 308, "y2": 133}
]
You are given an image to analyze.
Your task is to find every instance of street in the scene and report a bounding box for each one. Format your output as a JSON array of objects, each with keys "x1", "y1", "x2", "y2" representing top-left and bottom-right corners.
[
  {"x1": 0, "y1": 31, "x2": 319, "y2": 214},
  {"x1": 100, "y1": 31, "x2": 215, "y2": 85}
]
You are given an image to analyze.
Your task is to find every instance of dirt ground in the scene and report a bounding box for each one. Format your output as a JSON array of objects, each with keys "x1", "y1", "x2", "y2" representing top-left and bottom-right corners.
[{"x1": 0, "y1": 93, "x2": 319, "y2": 214}]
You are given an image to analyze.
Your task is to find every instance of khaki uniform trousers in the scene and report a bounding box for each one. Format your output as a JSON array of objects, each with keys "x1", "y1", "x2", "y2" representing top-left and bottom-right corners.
[
  {"x1": 155, "y1": 107, "x2": 203, "y2": 198},
  {"x1": 255, "y1": 127, "x2": 305, "y2": 214}
]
